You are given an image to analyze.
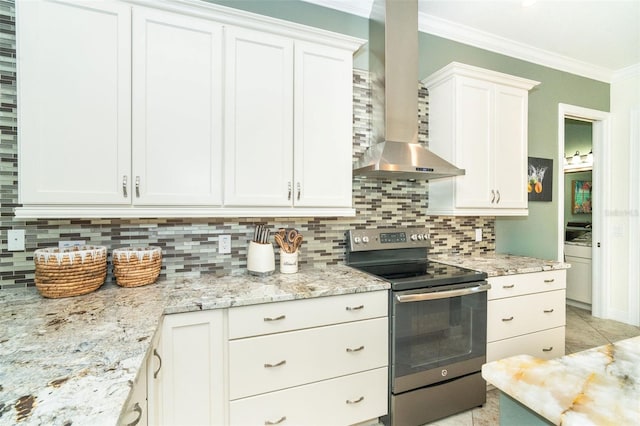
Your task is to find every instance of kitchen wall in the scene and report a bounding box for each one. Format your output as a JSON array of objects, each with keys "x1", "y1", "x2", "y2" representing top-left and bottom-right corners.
[{"x1": 0, "y1": 2, "x2": 495, "y2": 289}]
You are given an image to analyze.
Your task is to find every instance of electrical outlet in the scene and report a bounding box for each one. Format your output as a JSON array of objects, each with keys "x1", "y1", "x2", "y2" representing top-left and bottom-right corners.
[
  {"x1": 475, "y1": 228, "x2": 482, "y2": 242},
  {"x1": 219, "y1": 234, "x2": 231, "y2": 254},
  {"x1": 8, "y1": 230, "x2": 26, "y2": 251},
  {"x1": 59, "y1": 240, "x2": 86, "y2": 249}
]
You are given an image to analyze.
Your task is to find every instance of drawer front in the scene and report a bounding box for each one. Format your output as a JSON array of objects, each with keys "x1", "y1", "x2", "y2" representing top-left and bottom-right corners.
[
  {"x1": 230, "y1": 367, "x2": 388, "y2": 426},
  {"x1": 229, "y1": 317, "x2": 388, "y2": 400},
  {"x1": 488, "y1": 270, "x2": 566, "y2": 300},
  {"x1": 487, "y1": 290, "x2": 565, "y2": 342},
  {"x1": 487, "y1": 326, "x2": 565, "y2": 362},
  {"x1": 229, "y1": 290, "x2": 387, "y2": 339}
]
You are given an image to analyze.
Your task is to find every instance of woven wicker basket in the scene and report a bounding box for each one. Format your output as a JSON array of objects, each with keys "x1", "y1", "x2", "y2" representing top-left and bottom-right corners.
[
  {"x1": 112, "y1": 247, "x2": 162, "y2": 288},
  {"x1": 34, "y1": 246, "x2": 107, "y2": 298}
]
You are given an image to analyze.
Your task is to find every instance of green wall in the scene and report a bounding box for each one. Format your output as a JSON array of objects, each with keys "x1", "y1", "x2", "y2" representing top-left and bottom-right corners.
[
  {"x1": 207, "y1": 0, "x2": 611, "y2": 261},
  {"x1": 565, "y1": 119, "x2": 593, "y2": 158}
]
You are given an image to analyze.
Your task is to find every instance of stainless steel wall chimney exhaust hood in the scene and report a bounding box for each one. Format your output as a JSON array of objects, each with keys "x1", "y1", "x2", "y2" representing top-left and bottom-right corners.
[{"x1": 353, "y1": 0, "x2": 465, "y2": 180}]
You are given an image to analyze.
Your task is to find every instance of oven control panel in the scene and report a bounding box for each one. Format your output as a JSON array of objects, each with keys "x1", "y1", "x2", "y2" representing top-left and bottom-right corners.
[{"x1": 347, "y1": 228, "x2": 431, "y2": 252}]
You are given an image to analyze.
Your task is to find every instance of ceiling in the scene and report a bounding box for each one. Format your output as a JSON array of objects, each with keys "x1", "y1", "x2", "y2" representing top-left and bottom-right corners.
[{"x1": 303, "y1": 0, "x2": 640, "y2": 82}]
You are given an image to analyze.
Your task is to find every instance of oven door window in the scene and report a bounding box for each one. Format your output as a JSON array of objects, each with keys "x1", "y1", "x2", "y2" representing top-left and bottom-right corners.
[{"x1": 392, "y1": 289, "x2": 487, "y2": 381}]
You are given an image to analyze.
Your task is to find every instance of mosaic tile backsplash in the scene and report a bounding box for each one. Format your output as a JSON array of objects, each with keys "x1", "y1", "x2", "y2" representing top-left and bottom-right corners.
[{"x1": 0, "y1": 1, "x2": 495, "y2": 289}]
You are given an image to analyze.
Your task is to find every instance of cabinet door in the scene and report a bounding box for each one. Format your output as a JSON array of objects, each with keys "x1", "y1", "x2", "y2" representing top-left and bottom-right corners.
[
  {"x1": 493, "y1": 85, "x2": 528, "y2": 209},
  {"x1": 293, "y1": 42, "x2": 353, "y2": 207},
  {"x1": 158, "y1": 311, "x2": 226, "y2": 426},
  {"x1": 565, "y1": 255, "x2": 592, "y2": 304},
  {"x1": 454, "y1": 77, "x2": 493, "y2": 209},
  {"x1": 18, "y1": 0, "x2": 131, "y2": 204},
  {"x1": 132, "y1": 8, "x2": 223, "y2": 206},
  {"x1": 224, "y1": 28, "x2": 294, "y2": 206}
]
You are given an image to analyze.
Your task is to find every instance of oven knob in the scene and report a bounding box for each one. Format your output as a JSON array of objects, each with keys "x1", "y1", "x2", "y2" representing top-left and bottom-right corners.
[
  {"x1": 362, "y1": 236, "x2": 370, "y2": 244},
  {"x1": 353, "y1": 236, "x2": 361, "y2": 244},
  {"x1": 421, "y1": 233, "x2": 429, "y2": 240},
  {"x1": 410, "y1": 234, "x2": 418, "y2": 241},
  {"x1": 417, "y1": 234, "x2": 424, "y2": 240}
]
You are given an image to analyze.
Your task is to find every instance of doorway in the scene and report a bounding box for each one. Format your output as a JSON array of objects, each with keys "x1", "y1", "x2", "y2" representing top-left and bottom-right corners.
[{"x1": 557, "y1": 104, "x2": 610, "y2": 320}]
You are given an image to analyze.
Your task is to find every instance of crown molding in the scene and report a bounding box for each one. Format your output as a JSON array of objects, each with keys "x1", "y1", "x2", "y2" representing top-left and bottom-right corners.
[
  {"x1": 612, "y1": 63, "x2": 640, "y2": 82},
  {"x1": 418, "y1": 12, "x2": 614, "y2": 83}
]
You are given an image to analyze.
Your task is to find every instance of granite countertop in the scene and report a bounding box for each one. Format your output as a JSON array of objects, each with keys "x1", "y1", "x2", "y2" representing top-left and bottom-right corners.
[
  {"x1": 482, "y1": 336, "x2": 640, "y2": 425},
  {"x1": 432, "y1": 253, "x2": 570, "y2": 277},
  {"x1": 0, "y1": 265, "x2": 388, "y2": 426}
]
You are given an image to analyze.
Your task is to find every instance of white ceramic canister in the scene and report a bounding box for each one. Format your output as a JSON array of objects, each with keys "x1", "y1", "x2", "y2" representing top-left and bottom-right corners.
[
  {"x1": 247, "y1": 241, "x2": 275, "y2": 276},
  {"x1": 279, "y1": 250, "x2": 299, "y2": 274}
]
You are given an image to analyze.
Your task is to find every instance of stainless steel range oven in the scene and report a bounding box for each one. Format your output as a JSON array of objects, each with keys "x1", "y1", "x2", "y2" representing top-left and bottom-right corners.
[{"x1": 346, "y1": 228, "x2": 490, "y2": 426}]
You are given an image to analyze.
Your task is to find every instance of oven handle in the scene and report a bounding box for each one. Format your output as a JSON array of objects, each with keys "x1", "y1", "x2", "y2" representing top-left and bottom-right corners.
[{"x1": 395, "y1": 283, "x2": 491, "y2": 303}]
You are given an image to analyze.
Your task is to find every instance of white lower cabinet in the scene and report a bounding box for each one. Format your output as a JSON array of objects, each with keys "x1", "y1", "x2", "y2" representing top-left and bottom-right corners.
[
  {"x1": 119, "y1": 348, "x2": 149, "y2": 426},
  {"x1": 486, "y1": 270, "x2": 567, "y2": 362},
  {"x1": 151, "y1": 310, "x2": 226, "y2": 426}
]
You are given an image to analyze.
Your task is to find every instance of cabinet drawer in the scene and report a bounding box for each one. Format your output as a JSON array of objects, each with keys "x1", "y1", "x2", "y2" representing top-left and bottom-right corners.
[
  {"x1": 487, "y1": 326, "x2": 565, "y2": 362},
  {"x1": 229, "y1": 317, "x2": 388, "y2": 400},
  {"x1": 487, "y1": 290, "x2": 565, "y2": 342},
  {"x1": 230, "y1": 367, "x2": 388, "y2": 426},
  {"x1": 229, "y1": 291, "x2": 387, "y2": 339},
  {"x1": 488, "y1": 270, "x2": 566, "y2": 300}
]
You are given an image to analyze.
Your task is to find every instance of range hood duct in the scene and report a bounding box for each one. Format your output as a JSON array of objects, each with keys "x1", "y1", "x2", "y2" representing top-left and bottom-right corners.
[{"x1": 353, "y1": 0, "x2": 465, "y2": 180}]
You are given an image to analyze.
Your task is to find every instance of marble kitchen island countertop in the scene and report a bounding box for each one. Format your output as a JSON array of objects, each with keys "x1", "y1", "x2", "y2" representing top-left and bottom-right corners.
[
  {"x1": 0, "y1": 265, "x2": 388, "y2": 426},
  {"x1": 482, "y1": 336, "x2": 640, "y2": 425},
  {"x1": 432, "y1": 253, "x2": 570, "y2": 277}
]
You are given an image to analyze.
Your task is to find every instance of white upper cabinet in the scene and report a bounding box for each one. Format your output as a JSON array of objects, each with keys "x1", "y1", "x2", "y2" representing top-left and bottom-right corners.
[
  {"x1": 17, "y1": 0, "x2": 363, "y2": 218},
  {"x1": 132, "y1": 7, "x2": 223, "y2": 206},
  {"x1": 223, "y1": 27, "x2": 294, "y2": 207},
  {"x1": 18, "y1": 0, "x2": 131, "y2": 205},
  {"x1": 424, "y1": 62, "x2": 539, "y2": 216}
]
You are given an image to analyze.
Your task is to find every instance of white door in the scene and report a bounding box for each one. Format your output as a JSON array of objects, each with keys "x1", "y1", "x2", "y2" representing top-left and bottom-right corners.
[
  {"x1": 493, "y1": 85, "x2": 529, "y2": 209},
  {"x1": 454, "y1": 77, "x2": 493, "y2": 209},
  {"x1": 294, "y1": 42, "x2": 353, "y2": 207},
  {"x1": 224, "y1": 27, "x2": 294, "y2": 206},
  {"x1": 160, "y1": 311, "x2": 226, "y2": 426},
  {"x1": 18, "y1": 0, "x2": 131, "y2": 204},
  {"x1": 132, "y1": 8, "x2": 223, "y2": 206}
]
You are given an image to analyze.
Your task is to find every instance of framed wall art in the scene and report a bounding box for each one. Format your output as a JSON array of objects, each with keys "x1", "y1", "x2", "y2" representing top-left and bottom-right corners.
[
  {"x1": 572, "y1": 180, "x2": 592, "y2": 214},
  {"x1": 527, "y1": 157, "x2": 553, "y2": 202}
]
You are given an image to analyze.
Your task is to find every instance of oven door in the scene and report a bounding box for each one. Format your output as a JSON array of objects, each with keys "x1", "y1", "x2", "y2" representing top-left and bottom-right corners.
[{"x1": 391, "y1": 281, "x2": 489, "y2": 394}]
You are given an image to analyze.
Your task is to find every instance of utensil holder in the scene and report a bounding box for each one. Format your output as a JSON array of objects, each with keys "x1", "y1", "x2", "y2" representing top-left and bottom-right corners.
[
  {"x1": 280, "y1": 249, "x2": 299, "y2": 274},
  {"x1": 247, "y1": 241, "x2": 275, "y2": 276}
]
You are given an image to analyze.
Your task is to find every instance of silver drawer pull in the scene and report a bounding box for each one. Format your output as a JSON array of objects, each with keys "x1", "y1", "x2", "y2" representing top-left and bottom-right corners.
[
  {"x1": 346, "y1": 346, "x2": 365, "y2": 353},
  {"x1": 544, "y1": 279, "x2": 555, "y2": 283},
  {"x1": 346, "y1": 396, "x2": 365, "y2": 404},
  {"x1": 544, "y1": 308, "x2": 554, "y2": 313},
  {"x1": 502, "y1": 316, "x2": 514, "y2": 322},
  {"x1": 265, "y1": 416, "x2": 287, "y2": 425},
  {"x1": 346, "y1": 305, "x2": 364, "y2": 311},
  {"x1": 502, "y1": 284, "x2": 515, "y2": 289},
  {"x1": 542, "y1": 347, "x2": 554, "y2": 352},
  {"x1": 264, "y1": 315, "x2": 286, "y2": 322},
  {"x1": 264, "y1": 360, "x2": 286, "y2": 368}
]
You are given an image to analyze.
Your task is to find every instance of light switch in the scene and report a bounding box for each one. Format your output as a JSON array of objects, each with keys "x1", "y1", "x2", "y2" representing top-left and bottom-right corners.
[{"x1": 8, "y1": 230, "x2": 26, "y2": 251}]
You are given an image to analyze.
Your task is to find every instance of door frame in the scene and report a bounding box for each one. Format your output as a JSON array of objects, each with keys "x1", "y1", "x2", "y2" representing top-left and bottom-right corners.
[{"x1": 557, "y1": 103, "x2": 610, "y2": 319}]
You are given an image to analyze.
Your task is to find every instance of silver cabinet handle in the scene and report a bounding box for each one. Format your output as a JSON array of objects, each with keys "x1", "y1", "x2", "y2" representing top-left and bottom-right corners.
[
  {"x1": 153, "y1": 349, "x2": 162, "y2": 379},
  {"x1": 490, "y1": 189, "x2": 495, "y2": 203},
  {"x1": 544, "y1": 308, "x2": 554, "y2": 313},
  {"x1": 542, "y1": 346, "x2": 554, "y2": 352},
  {"x1": 346, "y1": 346, "x2": 365, "y2": 353},
  {"x1": 263, "y1": 315, "x2": 286, "y2": 322},
  {"x1": 122, "y1": 175, "x2": 128, "y2": 198},
  {"x1": 502, "y1": 316, "x2": 514, "y2": 322},
  {"x1": 346, "y1": 305, "x2": 364, "y2": 311},
  {"x1": 287, "y1": 182, "x2": 292, "y2": 200},
  {"x1": 296, "y1": 182, "x2": 301, "y2": 200},
  {"x1": 502, "y1": 284, "x2": 515, "y2": 289},
  {"x1": 496, "y1": 190, "x2": 501, "y2": 203},
  {"x1": 135, "y1": 176, "x2": 140, "y2": 198},
  {"x1": 396, "y1": 283, "x2": 491, "y2": 303},
  {"x1": 265, "y1": 416, "x2": 287, "y2": 425},
  {"x1": 346, "y1": 396, "x2": 365, "y2": 404},
  {"x1": 544, "y1": 279, "x2": 555, "y2": 283},
  {"x1": 125, "y1": 402, "x2": 143, "y2": 426},
  {"x1": 264, "y1": 360, "x2": 286, "y2": 368}
]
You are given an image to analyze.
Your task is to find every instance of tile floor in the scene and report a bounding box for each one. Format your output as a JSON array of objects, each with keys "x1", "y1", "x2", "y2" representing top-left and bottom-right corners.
[{"x1": 424, "y1": 305, "x2": 640, "y2": 426}]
